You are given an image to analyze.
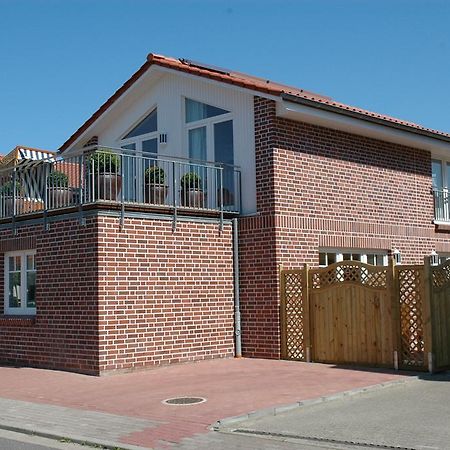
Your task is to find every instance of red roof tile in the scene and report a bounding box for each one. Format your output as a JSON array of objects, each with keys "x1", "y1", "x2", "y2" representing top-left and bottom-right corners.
[{"x1": 59, "y1": 53, "x2": 450, "y2": 151}]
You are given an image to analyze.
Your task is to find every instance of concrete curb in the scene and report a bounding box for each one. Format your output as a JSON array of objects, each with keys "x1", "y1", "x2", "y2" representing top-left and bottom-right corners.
[
  {"x1": 212, "y1": 376, "x2": 415, "y2": 430},
  {"x1": 0, "y1": 422, "x2": 149, "y2": 450}
]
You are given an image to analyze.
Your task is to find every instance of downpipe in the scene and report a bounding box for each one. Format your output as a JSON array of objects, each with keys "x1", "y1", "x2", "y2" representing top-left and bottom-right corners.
[{"x1": 233, "y1": 218, "x2": 242, "y2": 357}]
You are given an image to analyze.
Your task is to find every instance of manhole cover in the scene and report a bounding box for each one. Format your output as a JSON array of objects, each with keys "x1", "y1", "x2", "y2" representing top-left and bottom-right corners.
[{"x1": 162, "y1": 396, "x2": 207, "y2": 405}]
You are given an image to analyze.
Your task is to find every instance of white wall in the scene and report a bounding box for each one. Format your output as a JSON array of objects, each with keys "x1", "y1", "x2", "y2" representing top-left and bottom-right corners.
[{"x1": 71, "y1": 68, "x2": 257, "y2": 214}]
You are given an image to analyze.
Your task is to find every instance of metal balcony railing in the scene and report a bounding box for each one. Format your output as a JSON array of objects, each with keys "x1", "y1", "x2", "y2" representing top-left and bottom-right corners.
[
  {"x1": 433, "y1": 189, "x2": 450, "y2": 222},
  {"x1": 0, "y1": 147, "x2": 241, "y2": 219}
]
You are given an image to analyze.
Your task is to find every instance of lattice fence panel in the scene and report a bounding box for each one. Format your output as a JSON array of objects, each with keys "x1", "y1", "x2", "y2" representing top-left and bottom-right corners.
[
  {"x1": 397, "y1": 267, "x2": 425, "y2": 368},
  {"x1": 432, "y1": 260, "x2": 450, "y2": 290},
  {"x1": 282, "y1": 271, "x2": 305, "y2": 360},
  {"x1": 311, "y1": 262, "x2": 387, "y2": 290}
]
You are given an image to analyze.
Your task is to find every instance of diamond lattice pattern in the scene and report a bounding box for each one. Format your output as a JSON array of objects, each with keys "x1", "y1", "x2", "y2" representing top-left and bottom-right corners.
[
  {"x1": 311, "y1": 262, "x2": 387, "y2": 290},
  {"x1": 284, "y1": 272, "x2": 305, "y2": 360},
  {"x1": 398, "y1": 267, "x2": 424, "y2": 367}
]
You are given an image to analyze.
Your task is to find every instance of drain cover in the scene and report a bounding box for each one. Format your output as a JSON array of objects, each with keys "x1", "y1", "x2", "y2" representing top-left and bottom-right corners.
[{"x1": 162, "y1": 396, "x2": 207, "y2": 405}]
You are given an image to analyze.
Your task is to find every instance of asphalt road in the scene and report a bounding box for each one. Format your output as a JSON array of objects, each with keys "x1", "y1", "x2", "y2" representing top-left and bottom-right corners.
[
  {"x1": 0, "y1": 430, "x2": 87, "y2": 450},
  {"x1": 223, "y1": 372, "x2": 450, "y2": 450}
]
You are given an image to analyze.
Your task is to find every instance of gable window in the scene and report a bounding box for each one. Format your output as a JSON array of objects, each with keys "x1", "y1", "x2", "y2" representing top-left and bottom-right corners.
[
  {"x1": 319, "y1": 249, "x2": 388, "y2": 267},
  {"x1": 120, "y1": 108, "x2": 159, "y2": 202},
  {"x1": 4, "y1": 250, "x2": 36, "y2": 315},
  {"x1": 185, "y1": 98, "x2": 235, "y2": 207},
  {"x1": 120, "y1": 108, "x2": 158, "y2": 155}
]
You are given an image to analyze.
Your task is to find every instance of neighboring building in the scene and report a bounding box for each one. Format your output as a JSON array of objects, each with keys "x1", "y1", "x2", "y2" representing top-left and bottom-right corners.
[{"x1": 1, "y1": 53, "x2": 450, "y2": 374}]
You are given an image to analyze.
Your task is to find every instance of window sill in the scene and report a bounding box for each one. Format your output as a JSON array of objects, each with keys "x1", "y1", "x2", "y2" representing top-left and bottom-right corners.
[{"x1": 0, "y1": 315, "x2": 36, "y2": 327}]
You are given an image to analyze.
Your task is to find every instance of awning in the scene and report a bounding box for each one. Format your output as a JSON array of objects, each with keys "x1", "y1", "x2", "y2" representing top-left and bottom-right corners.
[{"x1": 0, "y1": 146, "x2": 56, "y2": 171}]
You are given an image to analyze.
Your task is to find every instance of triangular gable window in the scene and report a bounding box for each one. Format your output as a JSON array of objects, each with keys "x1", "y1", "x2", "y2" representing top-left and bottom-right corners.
[
  {"x1": 185, "y1": 99, "x2": 229, "y2": 123},
  {"x1": 123, "y1": 108, "x2": 157, "y2": 139}
]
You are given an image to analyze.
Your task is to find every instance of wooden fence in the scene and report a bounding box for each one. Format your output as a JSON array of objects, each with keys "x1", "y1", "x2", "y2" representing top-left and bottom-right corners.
[{"x1": 280, "y1": 258, "x2": 450, "y2": 372}]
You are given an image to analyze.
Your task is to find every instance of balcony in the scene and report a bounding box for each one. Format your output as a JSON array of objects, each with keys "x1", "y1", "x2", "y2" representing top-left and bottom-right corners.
[
  {"x1": 433, "y1": 189, "x2": 450, "y2": 222},
  {"x1": 0, "y1": 147, "x2": 241, "y2": 224}
]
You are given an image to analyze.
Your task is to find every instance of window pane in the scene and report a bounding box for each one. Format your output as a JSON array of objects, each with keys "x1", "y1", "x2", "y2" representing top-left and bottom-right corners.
[
  {"x1": 319, "y1": 252, "x2": 326, "y2": 266},
  {"x1": 9, "y1": 272, "x2": 21, "y2": 308},
  {"x1": 27, "y1": 272, "x2": 36, "y2": 308},
  {"x1": 142, "y1": 138, "x2": 158, "y2": 154},
  {"x1": 8, "y1": 256, "x2": 14, "y2": 272},
  {"x1": 185, "y1": 99, "x2": 229, "y2": 123},
  {"x1": 15, "y1": 256, "x2": 21, "y2": 271},
  {"x1": 367, "y1": 254, "x2": 375, "y2": 265},
  {"x1": 376, "y1": 255, "x2": 385, "y2": 266},
  {"x1": 188, "y1": 127, "x2": 207, "y2": 161},
  {"x1": 27, "y1": 254, "x2": 35, "y2": 271},
  {"x1": 121, "y1": 143, "x2": 136, "y2": 151},
  {"x1": 343, "y1": 253, "x2": 351, "y2": 261},
  {"x1": 353, "y1": 254, "x2": 361, "y2": 261},
  {"x1": 123, "y1": 109, "x2": 157, "y2": 139},
  {"x1": 432, "y1": 160, "x2": 443, "y2": 189},
  {"x1": 328, "y1": 253, "x2": 336, "y2": 264}
]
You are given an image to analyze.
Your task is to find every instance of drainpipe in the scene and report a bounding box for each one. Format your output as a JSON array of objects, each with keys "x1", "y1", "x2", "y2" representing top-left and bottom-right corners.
[{"x1": 233, "y1": 218, "x2": 242, "y2": 357}]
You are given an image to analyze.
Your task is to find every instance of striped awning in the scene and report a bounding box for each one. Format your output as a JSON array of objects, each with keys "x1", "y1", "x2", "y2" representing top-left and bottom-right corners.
[{"x1": 0, "y1": 146, "x2": 56, "y2": 171}]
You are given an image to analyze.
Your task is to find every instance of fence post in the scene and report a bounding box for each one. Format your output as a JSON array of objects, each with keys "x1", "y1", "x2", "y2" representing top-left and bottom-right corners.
[
  {"x1": 303, "y1": 263, "x2": 312, "y2": 362},
  {"x1": 423, "y1": 256, "x2": 434, "y2": 373},
  {"x1": 390, "y1": 257, "x2": 401, "y2": 370},
  {"x1": 279, "y1": 264, "x2": 287, "y2": 359}
]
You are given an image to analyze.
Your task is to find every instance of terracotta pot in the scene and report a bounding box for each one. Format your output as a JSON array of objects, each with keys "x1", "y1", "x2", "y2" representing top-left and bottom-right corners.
[
  {"x1": 97, "y1": 173, "x2": 122, "y2": 201},
  {"x1": 145, "y1": 184, "x2": 168, "y2": 205},
  {"x1": 48, "y1": 187, "x2": 74, "y2": 208},
  {"x1": 181, "y1": 189, "x2": 205, "y2": 208}
]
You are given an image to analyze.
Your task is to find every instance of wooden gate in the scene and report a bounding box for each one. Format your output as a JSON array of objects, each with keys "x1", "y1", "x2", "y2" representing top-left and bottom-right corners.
[
  {"x1": 430, "y1": 260, "x2": 450, "y2": 370},
  {"x1": 280, "y1": 260, "x2": 440, "y2": 371}
]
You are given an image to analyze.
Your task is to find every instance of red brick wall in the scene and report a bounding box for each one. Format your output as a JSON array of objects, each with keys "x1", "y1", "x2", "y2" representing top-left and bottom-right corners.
[
  {"x1": 238, "y1": 96, "x2": 450, "y2": 358},
  {"x1": 0, "y1": 215, "x2": 234, "y2": 375},
  {"x1": 0, "y1": 218, "x2": 99, "y2": 374},
  {"x1": 97, "y1": 216, "x2": 234, "y2": 373}
]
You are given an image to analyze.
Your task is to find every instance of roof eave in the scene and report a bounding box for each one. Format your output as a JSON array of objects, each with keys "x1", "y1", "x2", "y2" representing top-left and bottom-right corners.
[{"x1": 281, "y1": 92, "x2": 450, "y2": 145}]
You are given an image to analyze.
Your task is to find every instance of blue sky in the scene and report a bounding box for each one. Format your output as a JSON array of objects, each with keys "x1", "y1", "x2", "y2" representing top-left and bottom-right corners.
[{"x1": 1, "y1": 0, "x2": 449, "y2": 153}]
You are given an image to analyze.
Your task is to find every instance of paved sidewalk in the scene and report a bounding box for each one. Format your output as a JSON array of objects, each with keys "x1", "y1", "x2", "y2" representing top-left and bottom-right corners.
[{"x1": 0, "y1": 358, "x2": 410, "y2": 449}]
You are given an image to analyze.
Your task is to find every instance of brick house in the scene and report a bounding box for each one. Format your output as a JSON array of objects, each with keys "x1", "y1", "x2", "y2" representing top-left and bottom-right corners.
[{"x1": 1, "y1": 53, "x2": 450, "y2": 374}]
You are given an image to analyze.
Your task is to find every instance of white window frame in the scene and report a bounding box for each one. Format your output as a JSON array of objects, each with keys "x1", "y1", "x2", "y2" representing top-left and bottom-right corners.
[
  {"x1": 432, "y1": 158, "x2": 450, "y2": 191},
  {"x1": 183, "y1": 97, "x2": 233, "y2": 164},
  {"x1": 4, "y1": 250, "x2": 36, "y2": 316},
  {"x1": 319, "y1": 248, "x2": 388, "y2": 267}
]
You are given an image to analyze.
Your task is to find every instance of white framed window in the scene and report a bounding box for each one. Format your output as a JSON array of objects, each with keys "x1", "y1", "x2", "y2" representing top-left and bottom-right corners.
[
  {"x1": 319, "y1": 249, "x2": 388, "y2": 267},
  {"x1": 4, "y1": 250, "x2": 36, "y2": 315},
  {"x1": 119, "y1": 108, "x2": 159, "y2": 202},
  {"x1": 120, "y1": 107, "x2": 159, "y2": 155}
]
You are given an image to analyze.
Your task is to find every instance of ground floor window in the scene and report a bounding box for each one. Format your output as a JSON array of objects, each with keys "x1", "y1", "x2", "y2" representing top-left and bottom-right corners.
[
  {"x1": 319, "y1": 249, "x2": 388, "y2": 267},
  {"x1": 4, "y1": 250, "x2": 36, "y2": 315}
]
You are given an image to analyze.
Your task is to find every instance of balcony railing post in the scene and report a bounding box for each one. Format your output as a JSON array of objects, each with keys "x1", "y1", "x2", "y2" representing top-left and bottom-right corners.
[
  {"x1": 172, "y1": 160, "x2": 177, "y2": 231},
  {"x1": 219, "y1": 166, "x2": 224, "y2": 231},
  {"x1": 120, "y1": 153, "x2": 125, "y2": 229},
  {"x1": 78, "y1": 154, "x2": 86, "y2": 226}
]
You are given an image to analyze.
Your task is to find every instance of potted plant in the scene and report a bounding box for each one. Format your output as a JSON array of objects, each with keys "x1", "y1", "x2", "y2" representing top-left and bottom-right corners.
[
  {"x1": 0, "y1": 181, "x2": 21, "y2": 216},
  {"x1": 0, "y1": 180, "x2": 44, "y2": 215},
  {"x1": 180, "y1": 172, "x2": 204, "y2": 208},
  {"x1": 47, "y1": 170, "x2": 73, "y2": 208},
  {"x1": 88, "y1": 149, "x2": 122, "y2": 200},
  {"x1": 144, "y1": 166, "x2": 168, "y2": 205}
]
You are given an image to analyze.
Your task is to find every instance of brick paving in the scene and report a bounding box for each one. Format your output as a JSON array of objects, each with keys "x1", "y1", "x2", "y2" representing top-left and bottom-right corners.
[{"x1": 0, "y1": 358, "x2": 409, "y2": 449}]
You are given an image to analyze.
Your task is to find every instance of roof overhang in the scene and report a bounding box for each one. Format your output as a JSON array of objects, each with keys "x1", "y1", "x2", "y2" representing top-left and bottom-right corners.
[{"x1": 278, "y1": 94, "x2": 450, "y2": 158}]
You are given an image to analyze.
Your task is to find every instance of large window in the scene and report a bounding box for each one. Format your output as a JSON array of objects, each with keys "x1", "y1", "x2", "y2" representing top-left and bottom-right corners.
[
  {"x1": 120, "y1": 108, "x2": 159, "y2": 202},
  {"x1": 319, "y1": 249, "x2": 388, "y2": 267},
  {"x1": 4, "y1": 250, "x2": 36, "y2": 315},
  {"x1": 185, "y1": 98, "x2": 235, "y2": 207}
]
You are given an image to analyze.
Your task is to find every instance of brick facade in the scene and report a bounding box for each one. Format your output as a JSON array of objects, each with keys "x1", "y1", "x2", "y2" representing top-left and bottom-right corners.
[
  {"x1": 0, "y1": 218, "x2": 99, "y2": 374},
  {"x1": 0, "y1": 215, "x2": 234, "y2": 375},
  {"x1": 237, "y1": 96, "x2": 450, "y2": 359}
]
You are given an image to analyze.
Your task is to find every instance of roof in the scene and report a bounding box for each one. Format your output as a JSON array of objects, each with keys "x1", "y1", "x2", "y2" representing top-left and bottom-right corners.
[{"x1": 59, "y1": 53, "x2": 450, "y2": 151}]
